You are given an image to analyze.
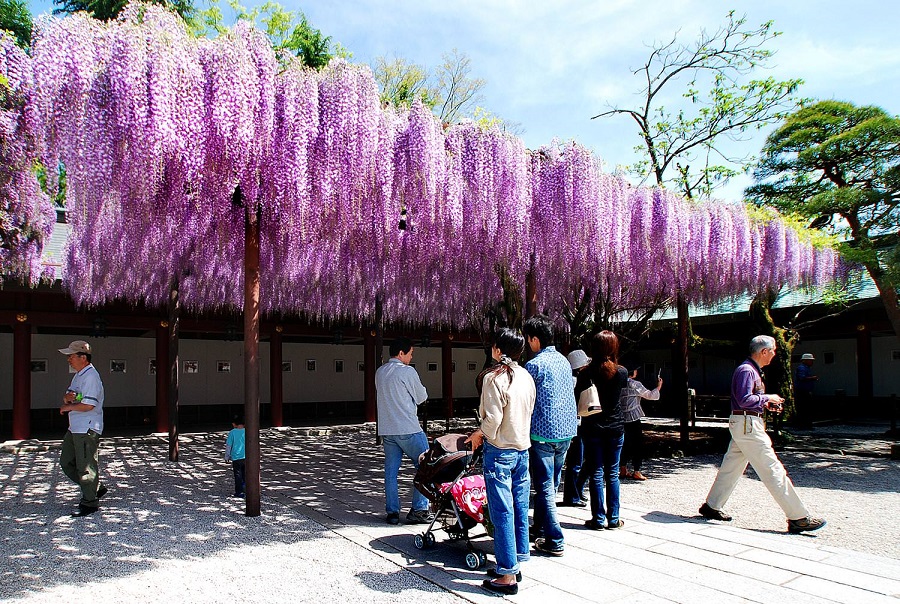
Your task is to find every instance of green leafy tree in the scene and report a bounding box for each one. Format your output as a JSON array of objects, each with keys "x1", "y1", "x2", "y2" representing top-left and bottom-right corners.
[
  {"x1": 372, "y1": 56, "x2": 438, "y2": 109},
  {"x1": 53, "y1": 0, "x2": 196, "y2": 23},
  {"x1": 373, "y1": 49, "x2": 490, "y2": 125},
  {"x1": 747, "y1": 100, "x2": 900, "y2": 339},
  {"x1": 215, "y1": 1, "x2": 345, "y2": 69},
  {"x1": 592, "y1": 11, "x2": 802, "y2": 200},
  {"x1": 0, "y1": 0, "x2": 31, "y2": 48}
]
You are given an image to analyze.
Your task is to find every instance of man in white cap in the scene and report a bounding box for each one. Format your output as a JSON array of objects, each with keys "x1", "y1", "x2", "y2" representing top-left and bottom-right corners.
[
  {"x1": 795, "y1": 353, "x2": 818, "y2": 429},
  {"x1": 58, "y1": 340, "x2": 107, "y2": 517}
]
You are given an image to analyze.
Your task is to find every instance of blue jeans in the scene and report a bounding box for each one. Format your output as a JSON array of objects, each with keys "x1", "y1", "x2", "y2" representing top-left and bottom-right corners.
[
  {"x1": 483, "y1": 443, "x2": 531, "y2": 576},
  {"x1": 383, "y1": 432, "x2": 430, "y2": 514},
  {"x1": 529, "y1": 438, "x2": 571, "y2": 549},
  {"x1": 583, "y1": 431, "x2": 624, "y2": 525}
]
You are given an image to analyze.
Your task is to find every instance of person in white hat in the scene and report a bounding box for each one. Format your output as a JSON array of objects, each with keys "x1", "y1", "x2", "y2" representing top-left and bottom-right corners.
[
  {"x1": 795, "y1": 353, "x2": 818, "y2": 429},
  {"x1": 560, "y1": 349, "x2": 591, "y2": 507},
  {"x1": 58, "y1": 340, "x2": 107, "y2": 517}
]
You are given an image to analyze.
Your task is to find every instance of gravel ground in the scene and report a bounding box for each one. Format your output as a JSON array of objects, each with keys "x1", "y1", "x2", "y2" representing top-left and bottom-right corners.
[
  {"x1": 0, "y1": 434, "x2": 469, "y2": 604},
  {"x1": 1, "y1": 426, "x2": 897, "y2": 603},
  {"x1": 618, "y1": 447, "x2": 900, "y2": 559}
]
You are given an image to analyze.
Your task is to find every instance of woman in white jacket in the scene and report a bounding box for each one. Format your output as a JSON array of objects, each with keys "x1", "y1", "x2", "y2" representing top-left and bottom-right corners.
[{"x1": 466, "y1": 328, "x2": 536, "y2": 596}]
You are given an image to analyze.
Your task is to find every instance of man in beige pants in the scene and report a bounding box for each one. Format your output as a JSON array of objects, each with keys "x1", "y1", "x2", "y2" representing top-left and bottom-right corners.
[{"x1": 699, "y1": 335, "x2": 825, "y2": 534}]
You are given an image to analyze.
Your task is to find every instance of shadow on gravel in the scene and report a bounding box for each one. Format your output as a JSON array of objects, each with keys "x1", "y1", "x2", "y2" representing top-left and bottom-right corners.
[{"x1": 0, "y1": 431, "x2": 390, "y2": 601}]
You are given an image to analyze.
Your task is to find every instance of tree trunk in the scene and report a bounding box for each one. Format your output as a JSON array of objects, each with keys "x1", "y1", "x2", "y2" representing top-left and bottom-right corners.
[
  {"x1": 244, "y1": 202, "x2": 261, "y2": 517},
  {"x1": 865, "y1": 261, "x2": 900, "y2": 343}
]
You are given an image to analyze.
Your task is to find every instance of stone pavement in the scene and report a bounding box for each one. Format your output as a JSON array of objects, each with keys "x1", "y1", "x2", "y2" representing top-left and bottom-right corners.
[
  {"x1": 258, "y1": 427, "x2": 900, "y2": 604},
  {"x1": 1, "y1": 426, "x2": 898, "y2": 603}
]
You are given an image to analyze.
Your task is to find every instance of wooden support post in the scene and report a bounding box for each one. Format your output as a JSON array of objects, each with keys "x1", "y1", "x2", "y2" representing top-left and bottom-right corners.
[
  {"x1": 155, "y1": 322, "x2": 169, "y2": 434},
  {"x1": 270, "y1": 326, "x2": 283, "y2": 427},
  {"x1": 364, "y1": 328, "x2": 376, "y2": 423},
  {"x1": 676, "y1": 294, "x2": 690, "y2": 448},
  {"x1": 12, "y1": 316, "x2": 31, "y2": 440},
  {"x1": 168, "y1": 278, "x2": 180, "y2": 462},
  {"x1": 442, "y1": 335, "x2": 454, "y2": 427}
]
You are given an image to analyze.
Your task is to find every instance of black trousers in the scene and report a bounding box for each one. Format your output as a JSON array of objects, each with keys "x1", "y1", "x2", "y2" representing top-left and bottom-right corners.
[{"x1": 621, "y1": 420, "x2": 644, "y2": 473}]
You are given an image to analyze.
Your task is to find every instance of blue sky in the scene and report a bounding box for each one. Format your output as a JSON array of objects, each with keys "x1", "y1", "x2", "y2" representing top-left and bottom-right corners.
[{"x1": 26, "y1": 0, "x2": 900, "y2": 202}]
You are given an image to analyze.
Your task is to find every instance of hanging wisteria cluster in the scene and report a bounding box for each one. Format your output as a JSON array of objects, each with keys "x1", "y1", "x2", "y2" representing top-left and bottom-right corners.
[
  {"x1": 0, "y1": 34, "x2": 54, "y2": 284},
  {"x1": 16, "y1": 6, "x2": 844, "y2": 328}
]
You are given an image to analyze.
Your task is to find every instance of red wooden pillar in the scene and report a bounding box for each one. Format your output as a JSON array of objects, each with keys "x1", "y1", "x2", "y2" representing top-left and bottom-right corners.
[
  {"x1": 857, "y1": 323, "x2": 873, "y2": 402},
  {"x1": 168, "y1": 279, "x2": 180, "y2": 462},
  {"x1": 12, "y1": 314, "x2": 31, "y2": 440},
  {"x1": 155, "y1": 321, "x2": 169, "y2": 434},
  {"x1": 244, "y1": 203, "x2": 261, "y2": 517},
  {"x1": 364, "y1": 328, "x2": 376, "y2": 422},
  {"x1": 442, "y1": 335, "x2": 454, "y2": 421},
  {"x1": 270, "y1": 325, "x2": 283, "y2": 427},
  {"x1": 526, "y1": 252, "x2": 537, "y2": 318}
]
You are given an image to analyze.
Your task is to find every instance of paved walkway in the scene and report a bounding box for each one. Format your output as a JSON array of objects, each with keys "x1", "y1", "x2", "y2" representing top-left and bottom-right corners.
[{"x1": 1, "y1": 427, "x2": 898, "y2": 603}]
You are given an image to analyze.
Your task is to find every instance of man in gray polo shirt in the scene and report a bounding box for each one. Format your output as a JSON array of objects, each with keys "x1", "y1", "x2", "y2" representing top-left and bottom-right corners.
[
  {"x1": 58, "y1": 340, "x2": 107, "y2": 517},
  {"x1": 375, "y1": 337, "x2": 434, "y2": 525}
]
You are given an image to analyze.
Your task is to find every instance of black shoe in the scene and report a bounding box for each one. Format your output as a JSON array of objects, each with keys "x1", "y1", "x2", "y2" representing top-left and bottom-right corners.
[
  {"x1": 533, "y1": 537, "x2": 564, "y2": 557},
  {"x1": 385, "y1": 513, "x2": 400, "y2": 525},
  {"x1": 584, "y1": 519, "x2": 604, "y2": 530},
  {"x1": 97, "y1": 485, "x2": 108, "y2": 499},
  {"x1": 233, "y1": 492, "x2": 245, "y2": 498},
  {"x1": 607, "y1": 519, "x2": 625, "y2": 529},
  {"x1": 560, "y1": 500, "x2": 587, "y2": 508},
  {"x1": 487, "y1": 568, "x2": 522, "y2": 582},
  {"x1": 482, "y1": 579, "x2": 518, "y2": 595},
  {"x1": 699, "y1": 503, "x2": 732, "y2": 522},
  {"x1": 71, "y1": 505, "x2": 98, "y2": 518}
]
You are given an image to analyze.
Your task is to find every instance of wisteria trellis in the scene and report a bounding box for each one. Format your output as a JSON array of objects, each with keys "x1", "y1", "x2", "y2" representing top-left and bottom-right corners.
[{"x1": 10, "y1": 7, "x2": 844, "y2": 326}]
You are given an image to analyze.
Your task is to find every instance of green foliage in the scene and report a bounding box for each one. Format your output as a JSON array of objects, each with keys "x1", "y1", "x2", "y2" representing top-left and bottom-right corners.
[
  {"x1": 373, "y1": 48, "x2": 491, "y2": 126},
  {"x1": 202, "y1": 0, "x2": 341, "y2": 69},
  {"x1": 0, "y1": 0, "x2": 31, "y2": 48},
  {"x1": 34, "y1": 162, "x2": 67, "y2": 207},
  {"x1": 747, "y1": 100, "x2": 900, "y2": 284},
  {"x1": 593, "y1": 11, "x2": 802, "y2": 200},
  {"x1": 53, "y1": 0, "x2": 196, "y2": 23},
  {"x1": 373, "y1": 56, "x2": 439, "y2": 109}
]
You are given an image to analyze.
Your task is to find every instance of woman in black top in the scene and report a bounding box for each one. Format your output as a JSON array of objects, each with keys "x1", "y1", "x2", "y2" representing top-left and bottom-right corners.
[{"x1": 575, "y1": 330, "x2": 628, "y2": 529}]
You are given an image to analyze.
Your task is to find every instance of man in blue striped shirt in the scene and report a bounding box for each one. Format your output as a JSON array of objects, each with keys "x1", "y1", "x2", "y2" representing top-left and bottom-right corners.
[{"x1": 523, "y1": 316, "x2": 578, "y2": 556}]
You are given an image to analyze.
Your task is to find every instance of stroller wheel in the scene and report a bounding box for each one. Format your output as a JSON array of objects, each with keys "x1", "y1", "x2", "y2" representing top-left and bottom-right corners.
[
  {"x1": 414, "y1": 534, "x2": 426, "y2": 550},
  {"x1": 425, "y1": 532, "x2": 436, "y2": 547},
  {"x1": 464, "y1": 551, "x2": 482, "y2": 570}
]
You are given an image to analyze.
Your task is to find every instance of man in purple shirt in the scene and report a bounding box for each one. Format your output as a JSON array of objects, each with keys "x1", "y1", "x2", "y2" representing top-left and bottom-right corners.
[{"x1": 699, "y1": 335, "x2": 826, "y2": 534}]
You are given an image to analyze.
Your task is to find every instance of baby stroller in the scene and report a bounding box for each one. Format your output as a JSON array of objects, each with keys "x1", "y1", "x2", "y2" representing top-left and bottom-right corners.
[{"x1": 412, "y1": 433, "x2": 489, "y2": 569}]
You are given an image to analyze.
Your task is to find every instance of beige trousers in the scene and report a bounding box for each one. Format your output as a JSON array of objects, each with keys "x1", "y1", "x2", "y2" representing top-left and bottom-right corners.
[{"x1": 705, "y1": 414, "x2": 809, "y2": 520}]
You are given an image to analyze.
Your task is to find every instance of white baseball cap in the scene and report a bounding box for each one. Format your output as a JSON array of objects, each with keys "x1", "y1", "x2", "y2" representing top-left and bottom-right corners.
[
  {"x1": 801, "y1": 353, "x2": 815, "y2": 361},
  {"x1": 59, "y1": 340, "x2": 92, "y2": 355}
]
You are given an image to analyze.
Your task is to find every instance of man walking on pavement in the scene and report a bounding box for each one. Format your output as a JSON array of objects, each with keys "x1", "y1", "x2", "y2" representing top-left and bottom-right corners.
[
  {"x1": 523, "y1": 315, "x2": 578, "y2": 556},
  {"x1": 376, "y1": 337, "x2": 434, "y2": 526},
  {"x1": 699, "y1": 335, "x2": 826, "y2": 534},
  {"x1": 58, "y1": 340, "x2": 107, "y2": 517}
]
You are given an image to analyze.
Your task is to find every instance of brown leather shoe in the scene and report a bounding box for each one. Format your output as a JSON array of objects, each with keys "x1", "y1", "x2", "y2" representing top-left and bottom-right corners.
[{"x1": 631, "y1": 471, "x2": 647, "y2": 481}]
